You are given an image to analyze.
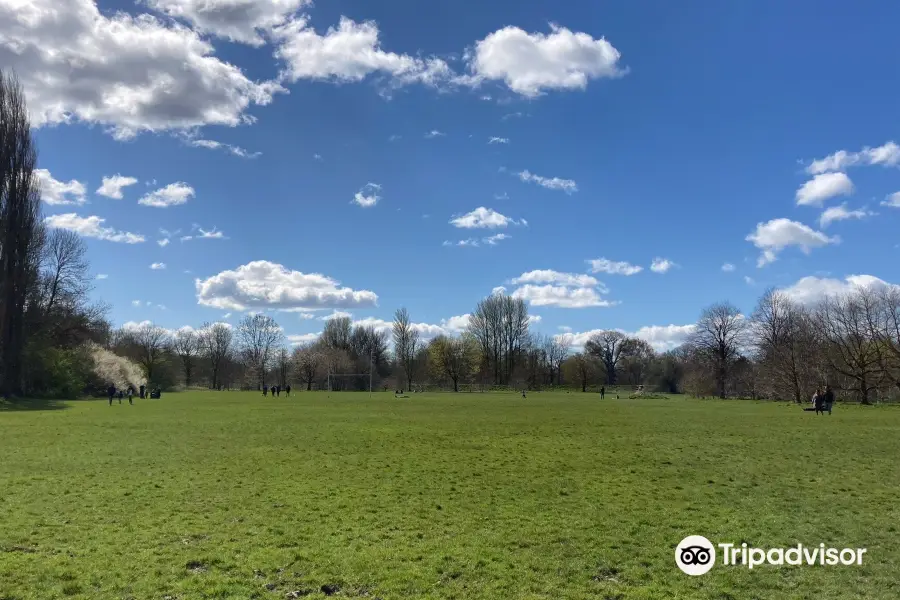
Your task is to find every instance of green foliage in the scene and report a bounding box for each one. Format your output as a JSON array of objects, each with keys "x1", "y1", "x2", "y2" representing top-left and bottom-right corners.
[
  {"x1": 20, "y1": 342, "x2": 95, "y2": 399},
  {"x1": 0, "y1": 391, "x2": 896, "y2": 598}
]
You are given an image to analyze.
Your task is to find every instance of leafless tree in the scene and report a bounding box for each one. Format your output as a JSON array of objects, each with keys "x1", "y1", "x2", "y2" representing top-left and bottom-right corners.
[
  {"x1": 292, "y1": 342, "x2": 322, "y2": 391},
  {"x1": 199, "y1": 322, "x2": 233, "y2": 389},
  {"x1": 817, "y1": 288, "x2": 882, "y2": 404},
  {"x1": 0, "y1": 71, "x2": 42, "y2": 397},
  {"x1": 547, "y1": 335, "x2": 570, "y2": 386},
  {"x1": 874, "y1": 286, "x2": 900, "y2": 391},
  {"x1": 585, "y1": 331, "x2": 629, "y2": 385},
  {"x1": 132, "y1": 322, "x2": 171, "y2": 385},
  {"x1": 467, "y1": 291, "x2": 531, "y2": 385},
  {"x1": 237, "y1": 314, "x2": 284, "y2": 389},
  {"x1": 276, "y1": 347, "x2": 290, "y2": 388},
  {"x1": 563, "y1": 352, "x2": 598, "y2": 392},
  {"x1": 321, "y1": 316, "x2": 352, "y2": 351},
  {"x1": 392, "y1": 307, "x2": 419, "y2": 391},
  {"x1": 40, "y1": 229, "x2": 90, "y2": 313},
  {"x1": 688, "y1": 302, "x2": 748, "y2": 398},
  {"x1": 619, "y1": 338, "x2": 655, "y2": 385},
  {"x1": 172, "y1": 328, "x2": 200, "y2": 388}
]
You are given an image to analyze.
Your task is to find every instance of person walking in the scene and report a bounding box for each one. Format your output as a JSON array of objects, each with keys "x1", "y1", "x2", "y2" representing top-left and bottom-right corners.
[
  {"x1": 813, "y1": 388, "x2": 824, "y2": 415},
  {"x1": 285, "y1": 384, "x2": 291, "y2": 397},
  {"x1": 107, "y1": 384, "x2": 116, "y2": 406},
  {"x1": 600, "y1": 386, "x2": 605, "y2": 399},
  {"x1": 139, "y1": 384, "x2": 145, "y2": 399},
  {"x1": 262, "y1": 385, "x2": 268, "y2": 397},
  {"x1": 823, "y1": 385, "x2": 835, "y2": 415},
  {"x1": 127, "y1": 386, "x2": 134, "y2": 405}
]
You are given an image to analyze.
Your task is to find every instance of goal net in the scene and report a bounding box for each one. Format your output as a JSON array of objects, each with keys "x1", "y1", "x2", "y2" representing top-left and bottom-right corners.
[{"x1": 327, "y1": 373, "x2": 372, "y2": 392}]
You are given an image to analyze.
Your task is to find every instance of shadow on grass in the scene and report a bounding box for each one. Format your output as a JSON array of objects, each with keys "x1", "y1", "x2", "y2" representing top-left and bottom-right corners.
[{"x1": 0, "y1": 397, "x2": 70, "y2": 412}]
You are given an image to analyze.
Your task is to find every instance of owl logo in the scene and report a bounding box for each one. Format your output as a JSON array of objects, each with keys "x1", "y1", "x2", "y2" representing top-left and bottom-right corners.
[{"x1": 676, "y1": 536, "x2": 716, "y2": 575}]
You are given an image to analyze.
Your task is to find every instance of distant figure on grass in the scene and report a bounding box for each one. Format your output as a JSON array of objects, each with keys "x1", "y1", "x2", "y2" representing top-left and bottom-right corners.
[
  {"x1": 117, "y1": 389, "x2": 124, "y2": 404},
  {"x1": 275, "y1": 385, "x2": 281, "y2": 397},
  {"x1": 263, "y1": 385, "x2": 268, "y2": 397},
  {"x1": 285, "y1": 385, "x2": 291, "y2": 397},
  {"x1": 813, "y1": 388, "x2": 824, "y2": 415},
  {"x1": 127, "y1": 387, "x2": 134, "y2": 405},
  {"x1": 600, "y1": 386, "x2": 605, "y2": 399},
  {"x1": 823, "y1": 385, "x2": 835, "y2": 415},
  {"x1": 107, "y1": 385, "x2": 116, "y2": 406},
  {"x1": 139, "y1": 384, "x2": 145, "y2": 399},
  {"x1": 521, "y1": 389, "x2": 527, "y2": 398}
]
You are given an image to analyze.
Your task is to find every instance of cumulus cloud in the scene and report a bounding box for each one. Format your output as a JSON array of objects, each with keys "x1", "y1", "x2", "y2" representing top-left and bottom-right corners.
[
  {"x1": 721, "y1": 263, "x2": 736, "y2": 272},
  {"x1": 96, "y1": 174, "x2": 139, "y2": 200},
  {"x1": 353, "y1": 183, "x2": 381, "y2": 208},
  {"x1": 138, "y1": 183, "x2": 195, "y2": 208},
  {"x1": 158, "y1": 238, "x2": 171, "y2": 247},
  {"x1": 483, "y1": 233, "x2": 510, "y2": 245},
  {"x1": 882, "y1": 192, "x2": 900, "y2": 208},
  {"x1": 746, "y1": 218, "x2": 839, "y2": 267},
  {"x1": 511, "y1": 285, "x2": 616, "y2": 309},
  {"x1": 320, "y1": 310, "x2": 353, "y2": 321},
  {"x1": 806, "y1": 141, "x2": 900, "y2": 174},
  {"x1": 587, "y1": 258, "x2": 643, "y2": 276},
  {"x1": 0, "y1": 0, "x2": 281, "y2": 139},
  {"x1": 272, "y1": 17, "x2": 452, "y2": 88},
  {"x1": 818, "y1": 203, "x2": 874, "y2": 228},
  {"x1": 195, "y1": 260, "x2": 378, "y2": 312},
  {"x1": 795, "y1": 172, "x2": 854, "y2": 206},
  {"x1": 517, "y1": 170, "x2": 577, "y2": 193},
  {"x1": 781, "y1": 274, "x2": 896, "y2": 306},
  {"x1": 450, "y1": 207, "x2": 524, "y2": 229},
  {"x1": 144, "y1": 0, "x2": 309, "y2": 46},
  {"x1": 35, "y1": 169, "x2": 86, "y2": 206},
  {"x1": 650, "y1": 258, "x2": 677, "y2": 274},
  {"x1": 150, "y1": 262, "x2": 166, "y2": 270},
  {"x1": 466, "y1": 24, "x2": 625, "y2": 97},
  {"x1": 509, "y1": 270, "x2": 601, "y2": 288},
  {"x1": 45, "y1": 214, "x2": 145, "y2": 244},
  {"x1": 557, "y1": 324, "x2": 695, "y2": 353}
]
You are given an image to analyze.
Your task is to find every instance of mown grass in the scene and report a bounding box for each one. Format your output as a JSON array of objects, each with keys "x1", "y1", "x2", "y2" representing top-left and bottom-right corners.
[{"x1": 0, "y1": 391, "x2": 897, "y2": 599}]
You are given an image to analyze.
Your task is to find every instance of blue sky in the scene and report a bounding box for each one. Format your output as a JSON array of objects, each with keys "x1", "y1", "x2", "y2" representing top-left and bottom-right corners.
[{"x1": 9, "y1": 0, "x2": 899, "y2": 350}]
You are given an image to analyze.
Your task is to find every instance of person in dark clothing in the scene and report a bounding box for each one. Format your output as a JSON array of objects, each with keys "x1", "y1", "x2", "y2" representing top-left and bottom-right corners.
[
  {"x1": 521, "y1": 389, "x2": 527, "y2": 398},
  {"x1": 139, "y1": 384, "x2": 145, "y2": 399},
  {"x1": 285, "y1": 385, "x2": 291, "y2": 397},
  {"x1": 823, "y1": 385, "x2": 835, "y2": 415},
  {"x1": 276, "y1": 385, "x2": 281, "y2": 397},
  {"x1": 117, "y1": 390, "x2": 124, "y2": 404},
  {"x1": 263, "y1": 385, "x2": 268, "y2": 397},
  {"x1": 107, "y1": 385, "x2": 116, "y2": 406},
  {"x1": 600, "y1": 386, "x2": 605, "y2": 399},
  {"x1": 813, "y1": 388, "x2": 824, "y2": 415}
]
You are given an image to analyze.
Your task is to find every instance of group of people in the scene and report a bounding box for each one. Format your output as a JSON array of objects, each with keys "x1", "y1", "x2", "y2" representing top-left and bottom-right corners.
[
  {"x1": 106, "y1": 383, "x2": 162, "y2": 405},
  {"x1": 262, "y1": 384, "x2": 290, "y2": 397},
  {"x1": 812, "y1": 385, "x2": 836, "y2": 415}
]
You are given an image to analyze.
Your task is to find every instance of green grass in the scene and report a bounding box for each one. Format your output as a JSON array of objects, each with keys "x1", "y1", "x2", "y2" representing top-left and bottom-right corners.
[{"x1": 0, "y1": 391, "x2": 898, "y2": 599}]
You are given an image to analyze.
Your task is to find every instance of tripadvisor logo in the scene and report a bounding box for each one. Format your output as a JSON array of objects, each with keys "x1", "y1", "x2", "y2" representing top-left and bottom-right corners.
[{"x1": 675, "y1": 536, "x2": 867, "y2": 576}]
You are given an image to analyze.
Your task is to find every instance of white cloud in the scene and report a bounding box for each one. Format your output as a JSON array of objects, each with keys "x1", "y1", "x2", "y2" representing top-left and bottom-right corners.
[
  {"x1": 517, "y1": 170, "x2": 577, "y2": 194},
  {"x1": 511, "y1": 285, "x2": 615, "y2": 309},
  {"x1": 35, "y1": 169, "x2": 86, "y2": 206},
  {"x1": 721, "y1": 263, "x2": 736, "y2": 272},
  {"x1": 181, "y1": 226, "x2": 227, "y2": 242},
  {"x1": 195, "y1": 260, "x2": 378, "y2": 312},
  {"x1": 185, "y1": 138, "x2": 260, "y2": 158},
  {"x1": 425, "y1": 130, "x2": 446, "y2": 139},
  {"x1": 96, "y1": 174, "x2": 139, "y2": 200},
  {"x1": 0, "y1": 0, "x2": 281, "y2": 139},
  {"x1": 44, "y1": 214, "x2": 145, "y2": 244},
  {"x1": 483, "y1": 233, "x2": 510, "y2": 245},
  {"x1": 781, "y1": 274, "x2": 896, "y2": 306},
  {"x1": 450, "y1": 207, "x2": 524, "y2": 229},
  {"x1": 441, "y1": 314, "x2": 470, "y2": 332},
  {"x1": 588, "y1": 258, "x2": 643, "y2": 276},
  {"x1": 557, "y1": 324, "x2": 695, "y2": 353},
  {"x1": 795, "y1": 172, "x2": 854, "y2": 206},
  {"x1": 138, "y1": 183, "x2": 195, "y2": 208},
  {"x1": 288, "y1": 333, "x2": 321, "y2": 346},
  {"x1": 881, "y1": 192, "x2": 900, "y2": 208},
  {"x1": 96, "y1": 274, "x2": 108, "y2": 280},
  {"x1": 353, "y1": 183, "x2": 381, "y2": 208},
  {"x1": 466, "y1": 24, "x2": 624, "y2": 97},
  {"x1": 491, "y1": 286, "x2": 507, "y2": 296},
  {"x1": 509, "y1": 270, "x2": 601, "y2": 288},
  {"x1": 806, "y1": 141, "x2": 900, "y2": 174},
  {"x1": 650, "y1": 258, "x2": 677, "y2": 274},
  {"x1": 818, "y1": 203, "x2": 874, "y2": 228},
  {"x1": 558, "y1": 325, "x2": 572, "y2": 333},
  {"x1": 131, "y1": 300, "x2": 142, "y2": 308},
  {"x1": 320, "y1": 310, "x2": 353, "y2": 321},
  {"x1": 745, "y1": 218, "x2": 839, "y2": 267},
  {"x1": 744, "y1": 276, "x2": 756, "y2": 286},
  {"x1": 158, "y1": 238, "x2": 171, "y2": 247},
  {"x1": 272, "y1": 17, "x2": 452, "y2": 88},
  {"x1": 144, "y1": 0, "x2": 309, "y2": 46},
  {"x1": 489, "y1": 137, "x2": 510, "y2": 144},
  {"x1": 150, "y1": 262, "x2": 167, "y2": 270}
]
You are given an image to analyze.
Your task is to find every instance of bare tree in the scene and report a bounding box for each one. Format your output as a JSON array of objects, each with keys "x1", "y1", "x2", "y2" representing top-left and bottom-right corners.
[
  {"x1": 619, "y1": 338, "x2": 655, "y2": 385},
  {"x1": 133, "y1": 323, "x2": 171, "y2": 385},
  {"x1": 467, "y1": 291, "x2": 531, "y2": 385},
  {"x1": 172, "y1": 328, "x2": 200, "y2": 388},
  {"x1": 276, "y1": 347, "x2": 290, "y2": 389},
  {"x1": 392, "y1": 307, "x2": 419, "y2": 391},
  {"x1": 199, "y1": 322, "x2": 233, "y2": 389},
  {"x1": 817, "y1": 288, "x2": 882, "y2": 404},
  {"x1": 546, "y1": 335, "x2": 570, "y2": 386},
  {"x1": 585, "y1": 331, "x2": 629, "y2": 385},
  {"x1": 292, "y1": 342, "x2": 322, "y2": 391},
  {"x1": 874, "y1": 286, "x2": 900, "y2": 391},
  {"x1": 321, "y1": 316, "x2": 352, "y2": 352},
  {"x1": 237, "y1": 314, "x2": 284, "y2": 389},
  {"x1": 688, "y1": 302, "x2": 748, "y2": 398},
  {"x1": 563, "y1": 352, "x2": 598, "y2": 392},
  {"x1": 0, "y1": 71, "x2": 42, "y2": 397}
]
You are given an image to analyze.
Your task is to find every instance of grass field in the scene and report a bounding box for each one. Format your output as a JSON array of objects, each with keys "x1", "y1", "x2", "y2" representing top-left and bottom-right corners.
[{"x1": 1, "y1": 391, "x2": 898, "y2": 600}]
